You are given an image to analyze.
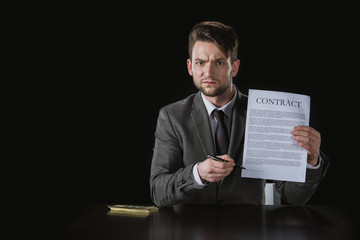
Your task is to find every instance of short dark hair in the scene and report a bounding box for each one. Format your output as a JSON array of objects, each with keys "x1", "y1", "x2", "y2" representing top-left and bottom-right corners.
[{"x1": 188, "y1": 21, "x2": 239, "y2": 63}]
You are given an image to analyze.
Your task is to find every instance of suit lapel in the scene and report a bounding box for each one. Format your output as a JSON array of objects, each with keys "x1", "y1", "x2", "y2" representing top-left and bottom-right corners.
[
  {"x1": 191, "y1": 92, "x2": 216, "y2": 157},
  {"x1": 228, "y1": 91, "x2": 247, "y2": 164}
]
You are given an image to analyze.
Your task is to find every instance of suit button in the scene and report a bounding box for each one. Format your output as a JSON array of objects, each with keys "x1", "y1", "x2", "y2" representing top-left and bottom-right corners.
[{"x1": 177, "y1": 179, "x2": 186, "y2": 187}]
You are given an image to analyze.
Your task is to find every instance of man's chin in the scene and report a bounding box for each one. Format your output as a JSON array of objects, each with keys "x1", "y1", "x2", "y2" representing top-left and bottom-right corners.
[
  {"x1": 201, "y1": 86, "x2": 227, "y2": 97},
  {"x1": 199, "y1": 86, "x2": 213, "y2": 96}
]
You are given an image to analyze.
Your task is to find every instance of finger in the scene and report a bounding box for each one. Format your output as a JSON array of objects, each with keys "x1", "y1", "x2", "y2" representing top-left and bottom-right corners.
[
  {"x1": 208, "y1": 170, "x2": 233, "y2": 180},
  {"x1": 208, "y1": 167, "x2": 228, "y2": 174},
  {"x1": 208, "y1": 156, "x2": 235, "y2": 169},
  {"x1": 207, "y1": 177, "x2": 224, "y2": 182},
  {"x1": 292, "y1": 130, "x2": 321, "y2": 149},
  {"x1": 295, "y1": 140, "x2": 311, "y2": 152},
  {"x1": 293, "y1": 129, "x2": 321, "y2": 144},
  {"x1": 294, "y1": 137, "x2": 320, "y2": 156},
  {"x1": 204, "y1": 170, "x2": 232, "y2": 182},
  {"x1": 292, "y1": 135, "x2": 315, "y2": 145},
  {"x1": 293, "y1": 126, "x2": 321, "y2": 139},
  {"x1": 209, "y1": 160, "x2": 235, "y2": 169},
  {"x1": 292, "y1": 129, "x2": 312, "y2": 139},
  {"x1": 216, "y1": 154, "x2": 234, "y2": 162}
]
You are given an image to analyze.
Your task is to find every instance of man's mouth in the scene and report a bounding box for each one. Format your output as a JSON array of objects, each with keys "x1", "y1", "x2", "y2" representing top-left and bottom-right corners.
[{"x1": 202, "y1": 79, "x2": 218, "y2": 85}]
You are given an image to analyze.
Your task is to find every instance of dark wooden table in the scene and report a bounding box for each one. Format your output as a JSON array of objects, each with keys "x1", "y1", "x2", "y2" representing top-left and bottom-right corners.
[{"x1": 50, "y1": 204, "x2": 358, "y2": 239}]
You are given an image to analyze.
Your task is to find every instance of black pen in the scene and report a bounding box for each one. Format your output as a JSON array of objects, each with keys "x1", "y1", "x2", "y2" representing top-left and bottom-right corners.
[{"x1": 207, "y1": 154, "x2": 246, "y2": 169}]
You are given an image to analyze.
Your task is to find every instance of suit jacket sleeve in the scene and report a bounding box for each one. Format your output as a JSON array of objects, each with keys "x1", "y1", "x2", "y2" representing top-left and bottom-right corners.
[
  {"x1": 150, "y1": 107, "x2": 198, "y2": 207},
  {"x1": 275, "y1": 151, "x2": 330, "y2": 205}
]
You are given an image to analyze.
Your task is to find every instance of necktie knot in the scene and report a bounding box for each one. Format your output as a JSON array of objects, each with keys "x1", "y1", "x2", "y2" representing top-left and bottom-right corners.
[{"x1": 213, "y1": 109, "x2": 225, "y2": 123}]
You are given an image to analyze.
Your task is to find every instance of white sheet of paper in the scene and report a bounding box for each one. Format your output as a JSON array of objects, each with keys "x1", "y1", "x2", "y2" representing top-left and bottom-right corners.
[{"x1": 241, "y1": 89, "x2": 310, "y2": 182}]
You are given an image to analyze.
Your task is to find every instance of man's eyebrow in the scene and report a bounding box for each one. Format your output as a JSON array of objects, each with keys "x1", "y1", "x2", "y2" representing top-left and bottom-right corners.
[
  {"x1": 193, "y1": 57, "x2": 226, "y2": 62},
  {"x1": 194, "y1": 58, "x2": 206, "y2": 62}
]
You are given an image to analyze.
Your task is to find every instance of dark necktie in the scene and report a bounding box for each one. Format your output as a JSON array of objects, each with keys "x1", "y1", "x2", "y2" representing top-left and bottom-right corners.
[{"x1": 213, "y1": 110, "x2": 229, "y2": 155}]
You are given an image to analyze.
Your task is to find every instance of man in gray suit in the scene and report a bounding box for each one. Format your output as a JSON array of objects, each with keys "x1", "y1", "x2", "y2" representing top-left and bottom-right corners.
[{"x1": 150, "y1": 21, "x2": 329, "y2": 207}]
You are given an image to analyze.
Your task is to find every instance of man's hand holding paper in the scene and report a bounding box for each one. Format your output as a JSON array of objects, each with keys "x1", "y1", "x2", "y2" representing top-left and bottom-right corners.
[{"x1": 292, "y1": 126, "x2": 321, "y2": 166}]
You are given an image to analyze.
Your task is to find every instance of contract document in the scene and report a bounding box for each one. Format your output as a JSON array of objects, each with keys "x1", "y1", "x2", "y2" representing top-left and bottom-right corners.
[{"x1": 241, "y1": 89, "x2": 310, "y2": 182}]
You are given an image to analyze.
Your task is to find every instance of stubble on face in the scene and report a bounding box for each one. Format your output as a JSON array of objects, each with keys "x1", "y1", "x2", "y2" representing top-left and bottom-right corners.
[{"x1": 194, "y1": 78, "x2": 230, "y2": 97}]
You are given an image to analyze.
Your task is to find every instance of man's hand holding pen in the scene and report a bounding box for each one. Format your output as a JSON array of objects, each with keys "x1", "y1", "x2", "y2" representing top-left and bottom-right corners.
[{"x1": 197, "y1": 154, "x2": 236, "y2": 183}]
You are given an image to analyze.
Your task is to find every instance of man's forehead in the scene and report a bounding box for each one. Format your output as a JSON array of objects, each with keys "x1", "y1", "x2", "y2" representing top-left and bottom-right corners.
[{"x1": 192, "y1": 41, "x2": 227, "y2": 59}]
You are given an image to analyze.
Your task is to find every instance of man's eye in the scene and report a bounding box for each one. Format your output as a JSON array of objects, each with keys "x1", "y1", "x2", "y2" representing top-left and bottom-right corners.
[
  {"x1": 196, "y1": 61, "x2": 204, "y2": 65},
  {"x1": 217, "y1": 61, "x2": 224, "y2": 66}
]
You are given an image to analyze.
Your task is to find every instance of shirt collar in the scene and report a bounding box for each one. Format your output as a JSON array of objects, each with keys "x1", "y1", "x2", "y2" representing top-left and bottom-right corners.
[{"x1": 201, "y1": 85, "x2": 237, "y2": 118}]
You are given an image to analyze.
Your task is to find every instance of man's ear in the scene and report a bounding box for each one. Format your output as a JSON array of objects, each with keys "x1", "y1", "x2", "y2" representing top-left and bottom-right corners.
[
  {"x1": 187, "y1": 58, "x2": 193, "y2": 76},
  {"x1": 232, "y1": 59, "x2": 240, "y2": 77}
]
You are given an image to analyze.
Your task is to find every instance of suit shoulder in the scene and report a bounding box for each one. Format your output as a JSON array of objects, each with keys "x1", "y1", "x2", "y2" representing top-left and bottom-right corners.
[
  {"x1": 238, "y1": 91, "x2": 248, "y2": 103},
  {"x1": 160, "y1": 93, "x2": 197, "y2": 114}
]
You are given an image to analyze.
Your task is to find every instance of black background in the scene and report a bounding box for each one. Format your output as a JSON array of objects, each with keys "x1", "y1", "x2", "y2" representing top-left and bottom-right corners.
[{"x1": 24, "y1": 5, "x2": 357, "y2": 238}]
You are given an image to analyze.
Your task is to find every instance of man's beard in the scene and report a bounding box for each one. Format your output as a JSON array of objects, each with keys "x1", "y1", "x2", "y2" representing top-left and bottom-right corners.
[{"x1": 195, "y1": 79, "x2": 230, "y2": 97}]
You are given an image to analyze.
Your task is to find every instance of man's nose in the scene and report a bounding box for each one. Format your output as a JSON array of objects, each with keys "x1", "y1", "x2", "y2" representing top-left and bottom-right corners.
[{"x1": 203, "y1": 63, "x2": 215, "y2": 77}]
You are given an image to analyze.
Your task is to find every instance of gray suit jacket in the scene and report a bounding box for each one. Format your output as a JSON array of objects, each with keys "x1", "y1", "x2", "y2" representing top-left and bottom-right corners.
[{"x1": 150, "y1": 90, "x2": 329, "y2": 207}]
